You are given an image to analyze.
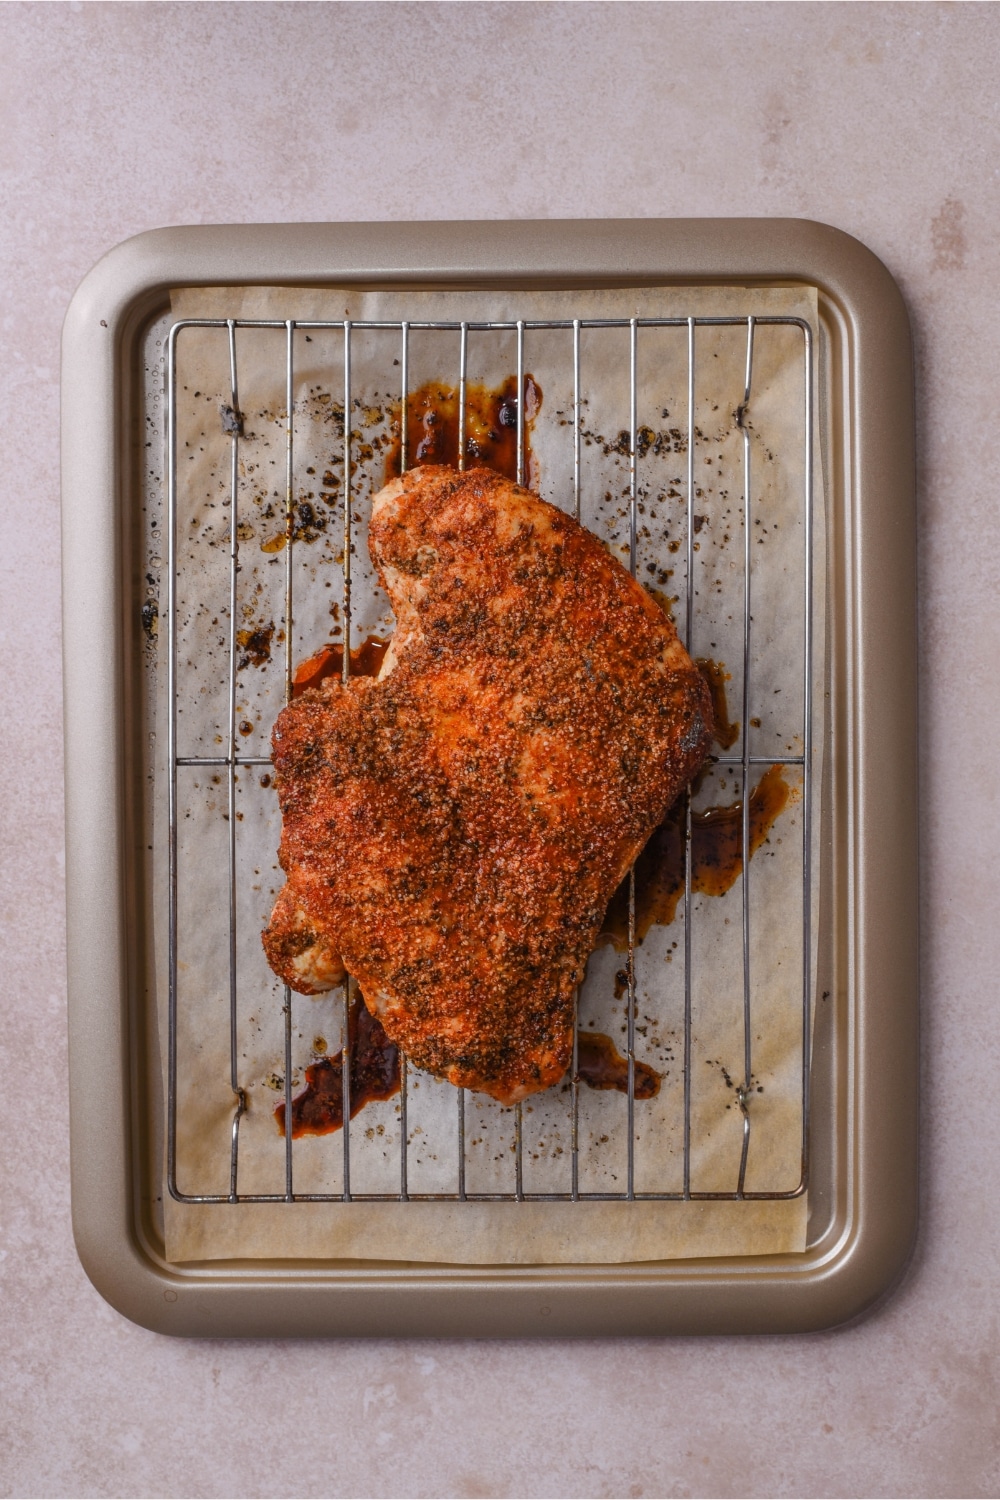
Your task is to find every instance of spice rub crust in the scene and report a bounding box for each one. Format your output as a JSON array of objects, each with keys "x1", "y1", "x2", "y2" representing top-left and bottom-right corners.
[{"x1": 263, "y1": 465, "x2": 713, "y2": 1104}]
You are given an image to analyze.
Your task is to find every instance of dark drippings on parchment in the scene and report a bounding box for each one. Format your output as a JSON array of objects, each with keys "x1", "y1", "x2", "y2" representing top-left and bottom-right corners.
[
  {"x1": 695, "y1": 657, "x2": 740, "y2": 751},
  {"x1": 277, "y1": 1009, "x2": 657, "y2": 1137},
  {"x1": 236, "y1": 620, "x2": 275, "y2": 670},
  {"x1": 384, "y1": 376, "x2": 542, "y2": 487},
  {"x1": 292, "y1": 635, "x2": 391, "y2": 696},
  {"x1": 576, "y1": 1030, "x2": 661, "y2": 1099},
  {"x1": 600, "y1": 658, "x2": 788, "y2": 948},
  {"x1": 600, "y1": 764, "x2": 791, "y2": 950},
  {"x1": 276, "y1": 996, "x2": 400, "y2": 1139}
]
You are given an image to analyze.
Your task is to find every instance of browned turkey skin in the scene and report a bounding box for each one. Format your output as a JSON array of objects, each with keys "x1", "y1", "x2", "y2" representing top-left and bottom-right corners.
[{"x1": 263, "y1": 466, "x2": 713, "y2": 1104}]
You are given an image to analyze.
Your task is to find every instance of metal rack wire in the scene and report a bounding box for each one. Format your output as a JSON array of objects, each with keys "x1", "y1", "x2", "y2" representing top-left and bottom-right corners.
[{"x1": 165, "y1": 310, "x2": 814, "y2": 1206}]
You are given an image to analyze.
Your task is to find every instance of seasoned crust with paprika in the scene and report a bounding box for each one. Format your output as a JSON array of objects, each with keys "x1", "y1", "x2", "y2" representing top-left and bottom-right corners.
[{"x1": 263, "y1": 465, "x2": 713, "y2": 1104}]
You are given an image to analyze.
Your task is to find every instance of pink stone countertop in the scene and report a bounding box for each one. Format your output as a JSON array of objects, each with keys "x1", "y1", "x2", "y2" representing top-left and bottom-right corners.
[{"x1": 1, "y1": 3, "x2": 997, "y2": 1496}]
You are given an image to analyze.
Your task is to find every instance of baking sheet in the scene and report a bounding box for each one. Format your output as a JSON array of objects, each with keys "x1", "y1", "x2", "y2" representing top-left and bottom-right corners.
[{"x1": 156, "y1": 282, "x2": 823, "y2": 1264}]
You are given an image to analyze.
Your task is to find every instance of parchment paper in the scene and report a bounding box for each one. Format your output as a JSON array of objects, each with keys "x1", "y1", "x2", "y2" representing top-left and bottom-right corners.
[{"x1": 159, "y1": 283, "x2": 824, "y2": 1264}]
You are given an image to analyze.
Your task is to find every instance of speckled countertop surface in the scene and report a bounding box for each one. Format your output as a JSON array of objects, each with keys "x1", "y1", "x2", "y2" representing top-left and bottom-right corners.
[{"x1": 2, "y1": 3, "x2": 998, "y2": 1496}]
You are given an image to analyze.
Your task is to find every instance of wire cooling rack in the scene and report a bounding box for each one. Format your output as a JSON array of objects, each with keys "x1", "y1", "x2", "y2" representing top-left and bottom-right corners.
[{"x1": 165, "y1": 310, "x2": 814, "y2": 1206}]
